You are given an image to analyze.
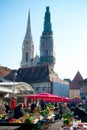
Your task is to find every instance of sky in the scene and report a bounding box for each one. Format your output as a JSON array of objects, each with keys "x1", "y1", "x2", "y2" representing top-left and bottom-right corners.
[{"x1": 0, "y1": 0, "x2": 87, "y2": 80}]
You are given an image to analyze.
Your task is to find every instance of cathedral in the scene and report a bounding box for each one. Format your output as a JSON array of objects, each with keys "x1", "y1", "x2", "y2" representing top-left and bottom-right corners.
[
  {"x1": 19, "y1": 6, "x2": 69, "y2": 96},
  {"x1": 21, "y1": 6, "x2": 55, "y2": 70}
]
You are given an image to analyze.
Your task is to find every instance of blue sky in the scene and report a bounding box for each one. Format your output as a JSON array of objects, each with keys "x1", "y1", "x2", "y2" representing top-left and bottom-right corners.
[{"x1": 0, "y1": 0, "x2": 87, "y2": 80}]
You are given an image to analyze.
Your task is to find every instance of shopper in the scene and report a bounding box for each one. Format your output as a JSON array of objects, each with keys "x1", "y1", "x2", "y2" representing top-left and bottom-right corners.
[
  {"x1": 61, "y1": 103, "x2": 71, "y2": 115},
  {"x1": 30, "y1": 102, "x2": 36, "y2": 112}
]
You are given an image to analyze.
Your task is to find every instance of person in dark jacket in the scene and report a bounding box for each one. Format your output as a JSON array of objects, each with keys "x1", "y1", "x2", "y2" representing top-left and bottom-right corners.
[
  {"x1": 40, "y1": 100, "x2": 46, "y2": 110},
  {"x1": 30, "y1": 102, "x2": 36, "y2": 112},
  {"x1": 74, "y1": 107, "x2": 87, "y2": 122},
  {"x1": 4, "y1": 102, "x2": 10, "y2": 113},
  {"x1": 13, "y1": 103, "x2": 23, "y2": 119}
]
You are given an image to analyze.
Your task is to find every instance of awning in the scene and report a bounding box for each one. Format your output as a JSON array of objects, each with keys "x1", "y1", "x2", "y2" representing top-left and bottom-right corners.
[{"x1": 26, "y1": 92, "x2": 63, "y2": 102}]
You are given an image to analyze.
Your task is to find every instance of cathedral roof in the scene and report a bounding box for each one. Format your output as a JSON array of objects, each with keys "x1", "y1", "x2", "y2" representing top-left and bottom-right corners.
[
  {"x1": 0, "y1": 65, "x2": 69, "y2": 85},
  {"x1": 16, "y1": 65, "x2": 50, "y2": 83},
  {"x1": 70, "y1": 71, "x2": 83, "y2": 89},
  {"x1": 4, "y1": 65, "x2": 64, "y2": 84}
]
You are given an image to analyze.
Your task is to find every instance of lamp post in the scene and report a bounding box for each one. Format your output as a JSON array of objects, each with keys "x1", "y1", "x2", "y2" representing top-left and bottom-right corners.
[
  {"x1": 13, "y1": 72, "x2": 17, "y2": 93},
  {"x1": 11, "y1": 71, "x2": 17, "y2": 110}
]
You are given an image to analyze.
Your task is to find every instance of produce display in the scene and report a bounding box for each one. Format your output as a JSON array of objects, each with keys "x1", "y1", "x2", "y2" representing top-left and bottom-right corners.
[
  {"x1": 8, "y1": 113, "x2": 39, "y2": 124},
  {"x1": 0, "y1": 114, "x2": 5, "y2": 119},
  {"x1": 47, "y1": 104, "x2": 55, "y2": 108},
  {"x1": 25, "y1": 116, "x2": 38, "y2": 124},
  {"x1": 62, "y1": 112, "x2": 74, "y2": 120},
  {"x1": 0, "y1": 103, "x2": 56, "y2": 130},
  {"x1": 6, "y1": 106, "x2": 54, "y2": 125},
  {"x1": 62, "y1": 112, "x2": 74, "y2": 125},
  {"x1": 39, "y1": 107, "x2": 53, "y2": 117}
]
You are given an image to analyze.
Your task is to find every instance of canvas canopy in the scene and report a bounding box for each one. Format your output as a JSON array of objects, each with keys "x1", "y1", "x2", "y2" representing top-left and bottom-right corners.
[{"x1": 26, "y1": 92, "x2": 63, "y2": 102}]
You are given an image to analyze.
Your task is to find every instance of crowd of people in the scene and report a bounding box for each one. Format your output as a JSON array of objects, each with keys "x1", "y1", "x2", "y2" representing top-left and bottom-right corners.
[
  {"x1": 0, "y1": 101, "x2": 24, "y2": 119},
  {"x1": 0, "y1": 99, "x2": 87, "y2": 122},
  {"x1": 58, "y1": 100, "x2": 87, "y2": 122}
]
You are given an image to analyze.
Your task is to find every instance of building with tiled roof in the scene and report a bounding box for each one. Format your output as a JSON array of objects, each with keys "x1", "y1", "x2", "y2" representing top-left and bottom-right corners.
[
  {"x1": 4, "y1": 65, "x2": 69, "y2": 96},
  {"x1": 70, "y1": 71, "x2": 83, "y2": 97},
  {"x1": 0, "y1": 66, "x2": 12, "y2": 82}
]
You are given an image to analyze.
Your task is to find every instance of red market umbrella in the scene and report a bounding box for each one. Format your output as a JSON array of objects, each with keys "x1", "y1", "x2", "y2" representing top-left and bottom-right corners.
[
  {"x1": 43, "y1": 97, "x2": 63, "y2": 102},
  {"x1": 62, "y1": 96, "x2": 71, "y2": 102},
  {"x1": 26, "y1": 92, "x2": 63, "y2": 102}
]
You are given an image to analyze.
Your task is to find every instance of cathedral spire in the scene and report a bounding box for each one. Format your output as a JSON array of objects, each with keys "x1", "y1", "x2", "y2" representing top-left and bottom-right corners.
[
  {"x1": 21, "y1": 10, "x2": 34, "y2": 68},
  {"x1": 40, "y1": 6, "x2": 56, "y2": 69},
  {"x1": 25, "y1": 10, "x2": 32, "y2": 39},
  {"x1": 43, "y1": 6, "x2": 52, "y2": 35},
  {"x1": 26, "y1": 10, "x2": 31, "y2": 35}
]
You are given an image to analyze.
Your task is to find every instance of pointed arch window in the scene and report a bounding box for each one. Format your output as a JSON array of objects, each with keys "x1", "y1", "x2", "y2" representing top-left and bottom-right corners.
[{"x1": 26, "y1": 52, "x2": 28, "y2": 62}]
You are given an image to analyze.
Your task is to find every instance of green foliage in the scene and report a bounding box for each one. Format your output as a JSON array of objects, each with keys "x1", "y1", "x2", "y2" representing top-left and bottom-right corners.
[
  {"x1": 47, "y1": 103, "x2": 55, "y2": 108},
  {"x1": 62, "y1": 112, "x2": 74, "y2": 119},
  {"x1": 62, "y1": 113, "x2": 74, "y2": 125},
  {"x1": 39, "y1": 107, "x2": 52, "y2": 116},
  {"x1": 25, "y1": 116, "x2": 36, "y2": 124},
  {"x1": 63, "y1": 119, "x2": 70, "y2": 124}
]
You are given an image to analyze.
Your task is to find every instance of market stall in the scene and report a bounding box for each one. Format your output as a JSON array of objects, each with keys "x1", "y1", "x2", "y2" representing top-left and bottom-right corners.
[
  {"x1": 0, "y1": 92, "x2": 73, "y2": 130},
  {"x1": 0, "y1": 106, "x2": 55, "y2": 130}
]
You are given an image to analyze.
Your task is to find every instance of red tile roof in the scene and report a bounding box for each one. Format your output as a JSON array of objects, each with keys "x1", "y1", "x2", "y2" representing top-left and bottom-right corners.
[
  {"x1": 0, "y1": 66, "x2": 12, "y2": 77},
  {"x1": 16, "y1": 65, "x2": 50, "y2": 83},
  {"x1": 1, "y1": 65, "x2": 59, "y2": 83},
  {"x1": 70, "y1": 71, "x2": 83, "y2": 89}
]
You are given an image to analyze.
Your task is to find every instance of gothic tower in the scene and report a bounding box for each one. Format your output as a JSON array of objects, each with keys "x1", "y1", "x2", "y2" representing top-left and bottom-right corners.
[
  {"x1": 21, "y1": 11, "x2": 34, "y2": 68},
  {"x1": 40, "y1": 6, "x2": 56, "y2": 69}
]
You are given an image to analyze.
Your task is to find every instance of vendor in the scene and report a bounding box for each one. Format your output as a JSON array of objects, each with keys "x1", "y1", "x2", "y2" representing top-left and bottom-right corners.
[{"x1": 13, "y1": 103, "x2": 23, "y2": 119}]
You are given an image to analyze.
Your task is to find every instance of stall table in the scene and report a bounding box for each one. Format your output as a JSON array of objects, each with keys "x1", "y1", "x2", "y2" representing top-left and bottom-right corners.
[
  {"x1": 0, "y1": 122, "x2": 41, "y2": 130},
  {"x1": 0, "y1": 126, "x2": 20, "y2": 130}
]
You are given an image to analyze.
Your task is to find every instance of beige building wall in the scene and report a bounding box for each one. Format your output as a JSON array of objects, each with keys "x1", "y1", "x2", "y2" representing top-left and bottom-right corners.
[{"x1": 70, "y1": 89, "x2": 80, "y2": 97}]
